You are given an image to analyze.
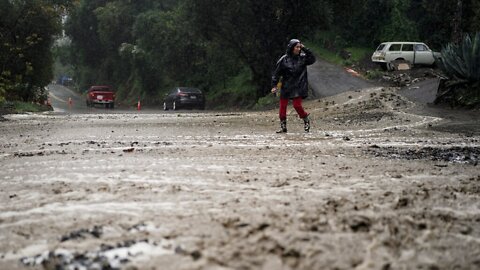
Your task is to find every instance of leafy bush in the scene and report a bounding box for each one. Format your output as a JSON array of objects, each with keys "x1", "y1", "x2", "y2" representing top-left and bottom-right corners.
[
  {"x1": 440, "y1": 33, "x2": 480, "y2": 81},
  {"x1": 254, "y1": 94, "x2": 277, "y2": 110},
  {"x1": 1, "y1": 1, "x2": 61, "y2": 103},
  {"x1": 0, "y1": 101, "x2": 51, "y2": 113},
  {"x1": 13, "y1": 102, "x2": 51, "y2": 113},
  {"x1": 365, "y1": 69, "x2": 385, "y2": 80},
  {"x1": 436, "y1": 33, "x2": 480, "y2": 107},
  {"x1": 304, "y1": 42, "x2": 344, "y2": 66},
  {"x1": 305, "y1": 41, "x2": 371, "y2": 67},
  {"x1": 206, "y1": 68, "x2": 257, "y2": 110}
]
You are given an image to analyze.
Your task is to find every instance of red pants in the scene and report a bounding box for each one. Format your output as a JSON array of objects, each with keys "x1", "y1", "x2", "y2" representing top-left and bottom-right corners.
[{"x1": 279, "y1": 97, "x2": 308, "y2": 120}]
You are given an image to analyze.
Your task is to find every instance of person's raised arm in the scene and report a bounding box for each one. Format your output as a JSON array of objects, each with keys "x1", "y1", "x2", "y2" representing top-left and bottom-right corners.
[{"x1": 302, "y1": 45, "x2": 316, "y2": 65}]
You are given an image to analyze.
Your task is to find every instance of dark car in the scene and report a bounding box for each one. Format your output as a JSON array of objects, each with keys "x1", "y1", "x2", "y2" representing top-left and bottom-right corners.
[{"x1": 163, "y1": 87, "x2": 205, "y2": 110}]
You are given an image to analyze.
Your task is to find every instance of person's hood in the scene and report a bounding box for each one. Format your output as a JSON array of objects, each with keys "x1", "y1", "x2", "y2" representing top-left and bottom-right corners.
[{"x1": 286, "y1": 39, "x2": 301, "y2": 55}]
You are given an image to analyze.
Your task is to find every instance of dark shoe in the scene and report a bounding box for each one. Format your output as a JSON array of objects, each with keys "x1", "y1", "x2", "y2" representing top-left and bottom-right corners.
[
  {"x1": 303, "y1": 114, "x2": 310, "y2": 132},
  {"x1": 276, "y1": 120, "x2": 287, "y2": 133}
]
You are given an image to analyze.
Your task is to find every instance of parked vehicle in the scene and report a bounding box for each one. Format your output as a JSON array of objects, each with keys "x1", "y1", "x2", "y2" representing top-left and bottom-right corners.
[
  {"x1": 57, "y1": 75, "x2": 73, "y2": 86},
  {"x1": 86, "y1": 85, "x2": 115, "y2": 109},
  {"x1": 163, "y1": 87, "x2": 205, "y2": 111},
  {"x1": 371, "y1": 42, "x2": 441, "y2": 70}
]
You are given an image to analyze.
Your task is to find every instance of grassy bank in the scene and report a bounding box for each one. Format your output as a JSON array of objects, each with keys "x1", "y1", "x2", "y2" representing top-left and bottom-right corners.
[
  {"x1": 304, "y1": 41, "x2": 372, "y2": 67},
  {"x1": 0, "y1": 101, "x2": 52, "y2": 114},
  {"x1": 206, "y1": 68, "x2": 258, "y2": 110}
]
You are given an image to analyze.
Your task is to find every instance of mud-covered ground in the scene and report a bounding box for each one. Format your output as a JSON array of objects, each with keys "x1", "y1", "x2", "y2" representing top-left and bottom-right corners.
[{"x1": 1, "y1": 86, "x2": 479, "y2": 270}]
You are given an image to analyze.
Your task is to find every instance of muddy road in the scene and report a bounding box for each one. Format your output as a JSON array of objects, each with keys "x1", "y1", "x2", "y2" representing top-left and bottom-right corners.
[{"x1": 1, "y1": 84, "x2": 480, "y2": 269}]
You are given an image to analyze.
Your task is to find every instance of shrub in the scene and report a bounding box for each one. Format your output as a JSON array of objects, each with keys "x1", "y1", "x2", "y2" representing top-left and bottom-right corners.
[
  {"x1": 436, "y1": 33, "x2": 480, "y2": 107},
  {"x1": 254, "y1": 94, "x2": 277, "y2": 110},
  {"x1": 365, "y1": 69, "x2": 385, "y2": 80}
]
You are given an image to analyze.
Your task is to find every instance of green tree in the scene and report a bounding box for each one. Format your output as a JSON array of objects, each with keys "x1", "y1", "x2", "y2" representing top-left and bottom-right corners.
[
  {"x1": 379, "y1": 0, "x2": 418, "y2": 42},
  {"x1": 410, "y1": 0, "x2": 478, "y2": 49},
  {"x1": 66, "y1": 0, "x2": 179, "y2": 101},
  {"x1": 0, "y1": 0, "x2": 69, "y2": 102},
  {"x1": 185, "y1": 0, "x2": 332, "y2": 99},
  {"x1": 464, "y1": 0, "x2": 480, "y2": 33},
  {"x1": 65, "y1": 0, "x2": 108, "y2": 90},
  {"x1": 63, "y1": 0, "x2": 480, "y2": 108}
]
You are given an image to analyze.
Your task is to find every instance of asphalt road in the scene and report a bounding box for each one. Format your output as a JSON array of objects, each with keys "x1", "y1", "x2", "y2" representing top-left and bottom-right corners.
[
  {"x1": 308, "y1": 59, "x2": 376, "y2": 98},
  {"x1": 48, "y1": 84, "x2": 153, "y2": 114},
  {"x1": 48, "y1": 59, "x2": 377, "y2": 114},
  {"x1": 47, "y1": 83, "x2": 89, "y2": 113},
  {"x1": 47, "y1": 84, "x2": 196, "y2": 114}
]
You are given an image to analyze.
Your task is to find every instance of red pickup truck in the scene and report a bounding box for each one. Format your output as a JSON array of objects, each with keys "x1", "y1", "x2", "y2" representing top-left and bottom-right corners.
[{"x1": 85, "y1": 85, "x2": 115, "y2": 109}]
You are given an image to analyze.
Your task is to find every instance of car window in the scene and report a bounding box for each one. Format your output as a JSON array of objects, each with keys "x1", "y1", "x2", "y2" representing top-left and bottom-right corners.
[
  {"x1": 376, "y1": 44, "x2": 385, "y2": 51},
  {"x1": 91, "y1": 87, "x2": 110, "y2": 91},
  {"x1": 169, "y1": 87, "x2": 202, "y2": 94},
  {"x1": 415, "y1": 44, "x2": 428, "y2": 51},
  {"x1": 180, "y1": 88, "x2": 202, "y2": 94},
  {"x1": 388, "y1": 44, "x2": 402, "y2": 51},
  {"x1": 402, "y1": 44, "x2": 414, "y2": 51}
]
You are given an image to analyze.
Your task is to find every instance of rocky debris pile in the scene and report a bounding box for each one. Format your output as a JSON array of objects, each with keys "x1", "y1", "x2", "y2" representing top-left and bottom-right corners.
[
  {"x1": 380, "y1": 68, "x2": 443, "y2": 87},
  {"x1": 382, "y1": 73, "x2": 418, "y2": 87}
]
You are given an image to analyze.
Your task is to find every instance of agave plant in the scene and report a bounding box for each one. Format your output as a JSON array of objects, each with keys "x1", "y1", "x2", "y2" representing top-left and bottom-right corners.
[{"x1": 436, "y1": 32, "x2": 480, "y2": 107}]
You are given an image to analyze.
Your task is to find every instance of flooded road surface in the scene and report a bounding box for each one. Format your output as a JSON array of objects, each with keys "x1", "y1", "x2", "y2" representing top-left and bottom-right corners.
[{"x1": 1, "y1": 86, "x2": 479, "y2": 269}]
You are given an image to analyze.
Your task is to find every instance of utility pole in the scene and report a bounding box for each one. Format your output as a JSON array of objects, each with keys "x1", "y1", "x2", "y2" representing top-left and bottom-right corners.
[{"x1": 452, "y1": 0, "x2": 463, "y2": 44}]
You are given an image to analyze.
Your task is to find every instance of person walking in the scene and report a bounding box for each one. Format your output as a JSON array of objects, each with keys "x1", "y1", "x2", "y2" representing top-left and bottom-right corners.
[{"x1": 271, "y1": 39, "x2": 316, "y2": 133}]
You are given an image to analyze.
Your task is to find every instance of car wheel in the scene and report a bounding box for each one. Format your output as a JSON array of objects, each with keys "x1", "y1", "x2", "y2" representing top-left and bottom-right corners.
[
  {"x1": 163, "y1": 102, "x2": 168, "y2": 111},
  {"x1": 173, "y1": 101, "x2": 177, "y2": 111},
  {"x1": 386, "y1": 62, "x2": 394, "y2": 71}
]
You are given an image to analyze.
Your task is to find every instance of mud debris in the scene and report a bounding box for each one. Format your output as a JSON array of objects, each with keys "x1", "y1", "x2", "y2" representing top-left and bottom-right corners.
[
  {"x1": 20, "y1": 239, "x2": 170, "y2": 269},
  {"x1": 2, "y1": 85, "x2": 479, "y2": 269},
  {"x1": 60, "y1": 225, "x2": 103, "y2": 242},
  {"x1": 379, "y1": 68, "x2": 441, "y2": 87},
  {"x1": 366, "y1": 145, "x2": 480, "y2": 164}
]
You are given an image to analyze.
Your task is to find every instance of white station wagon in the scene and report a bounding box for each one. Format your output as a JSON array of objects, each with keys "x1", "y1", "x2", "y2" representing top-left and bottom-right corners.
[{"x1": 371, "y1": 42, "x2": 441, "y2": 70}]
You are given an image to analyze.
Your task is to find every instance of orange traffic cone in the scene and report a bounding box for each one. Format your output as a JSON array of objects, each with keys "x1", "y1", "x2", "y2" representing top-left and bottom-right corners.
[{"x1": 137, "y1": 100, "x2": 141, "y2": 111}]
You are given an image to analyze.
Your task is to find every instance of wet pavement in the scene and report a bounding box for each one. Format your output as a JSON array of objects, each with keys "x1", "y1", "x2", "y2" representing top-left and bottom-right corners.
[{"x1": 1, "y1": 85, "x2": 479, "y2": 269}]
